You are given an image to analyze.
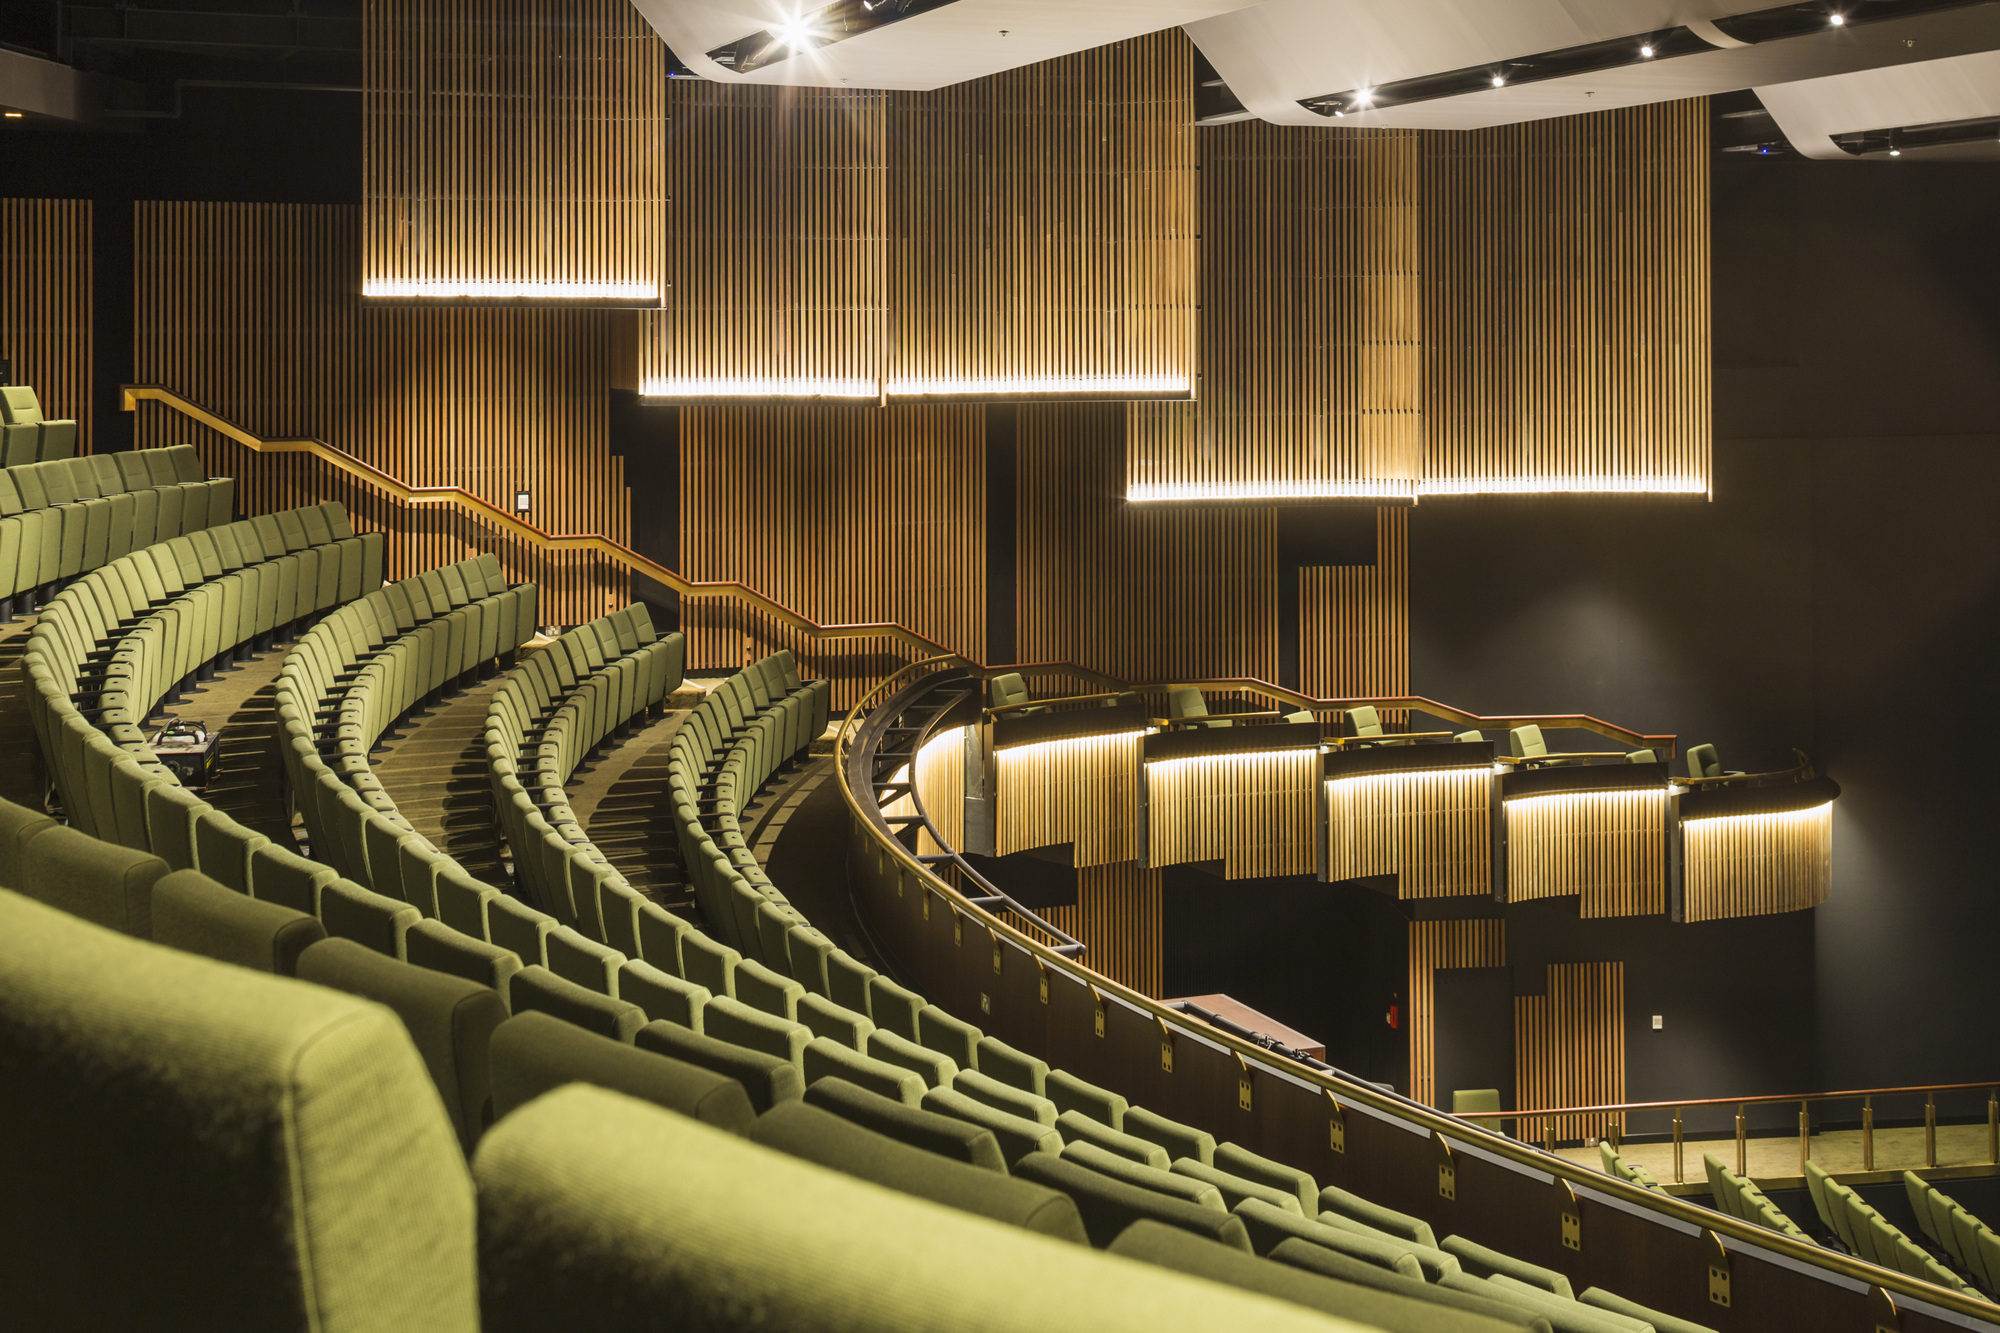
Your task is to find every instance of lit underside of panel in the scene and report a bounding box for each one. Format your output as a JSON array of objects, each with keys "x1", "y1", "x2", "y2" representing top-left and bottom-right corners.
[
  {"x1": 1126, "y1": 476, "x2": 1710, "y2": 502},
  {"x1": 994, "y1": 730, "x2": 1147, "y2": 867},
  {"x1": 1126, "y1": 481, "x2": 1416, "y2": 503},
  {"x1": 363, "y1": 280, "x2": 659, "y2": 302},
  {"x1": 1143, "y1": 749, "x2": 1320, "y2": 879},
  {"x1": 640, "y1": 377, "x2": 879, "y2": 400},
  {"x1": 1505, "y1": 787, "x2": 1667, "y2": 917},
  {"x1": 1418, "y1": 476, "x2": 1709, "y2": 497},
  {"x1": 1324, "y1": 768, "x2": 1490, "y2": 898},
  {"x1": 888, "y1": 375, "x2": 1192, "y2": 399},
  {"x1": 1682, "y1": 800, "x2": 1833, "y2": 923}
]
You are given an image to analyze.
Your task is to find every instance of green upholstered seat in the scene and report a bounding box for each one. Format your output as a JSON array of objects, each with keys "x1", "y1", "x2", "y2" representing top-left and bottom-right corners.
[
  {"x1": 797, "y1": 990, "x2": 873, "y2": 1049},
  {"x1": 150, "y1": 868, "x2": 325, "y2": 975},
  {"x1": 1110, "y1": 1220, "x2": 1532, "y2": 1333},
  {"x1": 803, "y1": 1034, "x2": 926, "y2": 1103},
  {"x1": 320, "y1": 876, "x2": 422, "y2": 959},
  {"x1": 751, "y1": 1100, "x2": 1089, "y2": 1243},
  {"x1": 0, "y1": 887, "x2": 477, "y2": 1330},
  {"x1": 733, "y1": 956, "x2": 806, "y2": 1020},
  {"x1": 249, "y1": 841, "x2": 338, "y2": 915},
  {"x1": 487, "y1": 891, "x2": 555, "y2": 965},
  {"x1": 1175, "y1": 1156, "x2": 1304, "y2": 1214},
  {"x1": 1439, "y1": 1237, "x2": 1574, "y2": 1299},
  {"x1": 706, "y1": 994, "x2": 812, "y2": 1065},
  {"x1": 406, "y1": 918, "x2": 523, "y2": 995},
  {"x1": 923, "y1": 1085, "x2": 1063, "y2": 1165},
  {"x1": 786, "y1": 923, "x2": 837, "y2": 994},
  {"x1": 17, "y1": 822, "x2": 169, "y2": 939},
  {"x1": 472, "y1": 1084, "x2": 1369, "y2": 1333},
  {"x1": 1452, "y1": 1275, "x2": 1645, "y2": 1333},
  {"x1": 1271, "y1": 1240, "x2": 1550, "y2": 1330},
  {"x1": 825, "y1": 947, "x2": 878, "y2": 1014},
  {"x1": 1685, "y1": 744, "x2": 1724, "y2": 779},
  {"x1": 681, "y1": 929, "x2": 741, "y2": 998},
  {"x1": 1454, "y1": 1088, "x2": 1502, "y2": 1114},
  {"x1": 868, "y1": 1026, "x2": 958, "y2": 1086},
  {"x1": 1322, "y1": 1184, "x2": 1441, "y2": 1249},
  {"x1": 975, "y1": 1034, "x2": 1049, "y2": 1095},
  {"x1": 1167, "y1": 686, "x2": 1230, "y2": 728},
  {"x1": 868, "y1": 972, "x2": 925, "y2": 1039},
  {"x1": 1063, "y1": 1140, "x2": 1226, "y2": 1213},
  {"x1": 1581, "y1": 1287, "x2": 1718, "y2": 1333},
  {"x1": 1123, "y1": 1106, "x2": 1216, "y2": 1167},
  {"x1": 1212, "y1": 1141, "x2": 1317, "y2": 1213},
  {"x1": 296, "y1": 937, "x2": 506, "y2": 1153},
  {"x1": 956, "y1": 1067, "x2": 1058, "y2": 1125},
  {"x1": 988, "y1": 671, "x2": 1038, "y2": 713},
  {"x1": 1059, "y1": 1108, "x2": 1171, "y2": 1167},
  {"x1": 1047, "y1": 1067, "x2": 1128, "y2": 1128},
  {"x1": 508, "y1": 965, "x2": 645, "y2": 1041},
  {"x1": 634, "y1": 1019, "x2": 804, "y2": 1113},
  {"x1": 543, "y1": 924, "x2": 624, "y2": 996},
  {"x1": 1236, "y1": 1198, "x2": 1425, "y2": 1275},
  {"x1": 488, "y1": 1010, "x2": 754, "y2": 1134},
  {"x1": 917, "y1": 1003, "x2": 983, "y2": 1068},
  {"x1": 1011, "y1": 1151, "x2": 1255, "y2": 1251},
  {"x1": 804, "y1": 1076, "x2": 1009, "y2": 1172},
  {"x1": 617, "y1": 958, "x2": 710, "y2": 1031},
  {"x1": 0, "y1": 795, "x2": 55, "y2": 887}
]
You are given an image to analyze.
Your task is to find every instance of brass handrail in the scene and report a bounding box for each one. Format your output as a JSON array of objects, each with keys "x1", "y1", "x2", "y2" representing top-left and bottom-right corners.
[{"x1": 836, "y1": 662, "x2": 1996, "y2": 1324}]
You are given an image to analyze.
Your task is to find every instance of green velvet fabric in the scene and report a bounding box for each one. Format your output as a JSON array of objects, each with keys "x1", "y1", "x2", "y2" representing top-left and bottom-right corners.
[
  {"x1": 1235, "y1": 1198, "x2": 1423, "y2": 1277},
  {"x1": 17, "y1": 822, "x2": 169, "y2": 939},
  {"x1": 508, "y1": 965, "x2": 646, "y2": 1042},
  {"x1": 924, "y1": 1085, "x2": 1063, "y2": 1165},
  {"x1": 0, "y1": 887, "x2": 477, "y2": 1331},
  {"x1": 956, "y1": 1067, "x2": 1058, "y2": 1125},
  {"x1": 406, "y1": 918, "x2": 523, "y2": 995},
  {"x1": 1447, "y1": 1276, "x2": 1647, "y2": 1333},
  {"x1": 804, "y1": 1034, "x2": 926, "y2": 1104},
  {"x1": 151, "y1": 868, "x2": 326, "y2": 976},
  {"x1": 472, "y1": 1084, "x2": 1376, "y2": 1333},
  {"x1": 804, "y1": 1075, "x2": 1008, "y2": 1172},
  {"x1": 868, "y1": 1027, "x2": 958, "y2": 1086},
  {"x1": 1579, "y1": 1288, "x2": 1718, "y2": 1333},
  {"x1": 1011, "y1": 1151, "x2": 1254, "y2": 1251},
  {"x1": 1215, "y1": 1140, "x2": 1317, "y2": 1214},
  {"x1": 1062, "y1": 1140, "x2": 1226, "y2": 1213},
  {"x1": 1439, "y1": 1237, "x2": 1574, "y2": 1299},
  {"x1": 1058, "y1": 1109, "x2": 1170, "y2": 1168},
  {"x1": 488, "y1": 1011, "x2": 753, "y2": 1135},
  {"x1": 1123, "y1": 1106, "x2": 1216, "y2": 1168},
  {"x1": 751, "y1": 1101, "x2": 1088, "y2": 1243},
  {"x1": 1321, "y1": 1184, "x2": 1441, "y2": 1249},
  {"x1": 634, "y1": 1018, "x2": 803, "y2": 1113},
  {"x1": 1175, "y1": 1156, "x2": 1304, "y2": 1214},
  {"x1": 1271, "y1": 1240, "x2": 1551, "y2": 1331},
  {"x1": 1046, "y1": 1067, "x2": 1128, "y2": 1129}
]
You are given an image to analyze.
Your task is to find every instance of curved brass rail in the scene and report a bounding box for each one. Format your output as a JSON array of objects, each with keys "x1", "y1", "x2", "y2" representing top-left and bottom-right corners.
[{"x1": 836, "y1": 657, "x2": 1994, "y2": 1325}]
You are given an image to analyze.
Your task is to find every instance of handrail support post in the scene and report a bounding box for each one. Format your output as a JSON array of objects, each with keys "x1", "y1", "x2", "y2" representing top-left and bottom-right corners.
[
  {"x1": 1735, "y1": 1104, "x2": 1747, "y2": 1177},
  {"x1": 1926, "y1": 1093, "x2": 1938, "y2": 1169}
]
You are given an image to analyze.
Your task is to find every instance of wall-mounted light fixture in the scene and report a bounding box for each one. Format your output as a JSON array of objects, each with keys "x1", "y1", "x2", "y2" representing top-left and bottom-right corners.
[{"x1": 514, "y1": 491, "x2": 532, "y2": 513}]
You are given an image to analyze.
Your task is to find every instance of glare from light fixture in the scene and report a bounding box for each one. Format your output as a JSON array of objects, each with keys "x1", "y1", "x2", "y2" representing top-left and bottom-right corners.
[
  {"x1": 1491, "y1": 74, "x2": 1506, "y2": 88},
  {"x1": 1353, "y1": 87, "x2": 1374, "y2": 106},
  {"x1": 1889, "y1": 148, "x2": 1901, "y2": 156},
  {"x1": 773, "y1": 15, "x2": 818, "y2": 50},
  {"x1": 1829, "y1": 12, "x2": 1846, "y2": 24},
  {"x1": 1640, "y1": 44, "x2": 1655, "y2": 58},
  {"x1": 3, "y1": 111, "x2": 21, "y2": 119}
]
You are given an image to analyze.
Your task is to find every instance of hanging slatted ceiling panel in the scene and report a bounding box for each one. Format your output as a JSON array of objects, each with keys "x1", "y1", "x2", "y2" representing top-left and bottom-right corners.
[
  {"x1": 1143, "y1": 750, "x2": 1319, "y2": 879},
  {"x1": 133, "y1": 201, "x2": 630, "y2": 626},
  {"x1": 994, "y1": 732, "x2": 1144, "y2": 867},
  {"x1": 677, "y1": 403, "x2": 984, "y2": 705},
  {"x1": 886, "y1": 29, "x2": 1196, "y2": 399},
  {"x1": 1300, "y1": 507, "x2": 1408, "y2": 709},
  {"x1": 1515, "y1": 962, "x2": 1626, "y2": 1145},
  {"x1": 1, "y1": 199, "x2": 93, "y2": 450},
  {"x1": 642, "y1": 82, "x2": 886, "y2": 399},
  {"x1": 1408, "y1": 916, "x2": 1506, "y2": 1110},
  {"x1": 1325, "y1": 767, "x2": 1491, "y2": 898},
  {"x1": 1126, "y1": 124, "x2": 1418, "y2": 501},
  {"x1": 1037, "y1": 863, "x2": 1164, "y2": 999},
  {"x1": 1506, "y1": 788, "x2": 1666, "y2": 917},
  {"x1": 1015, "y1": 403, "x2": 1277, "y2": 687},
  {"x1": 364, "y1": 0, "x2": 668, "y2": 298},
  {"x1": 1683, "y1": 803, "x2": 1832, "y2": 923},
  {"x1": 1422, "y1": 99, "x2": 1711, "y2": 495}
]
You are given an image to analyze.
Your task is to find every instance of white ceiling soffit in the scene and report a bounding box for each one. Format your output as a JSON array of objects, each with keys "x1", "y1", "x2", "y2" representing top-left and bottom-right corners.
[
  {"x1": 1757, "y1": 48, "x2": 2000, "y2": 157},
  {"x1": 1186, "y1": 0, "x2": 2000, "y2": 129},
  {"x1": 631, "y1": 0, "x2": 1262, "y2": 90}
]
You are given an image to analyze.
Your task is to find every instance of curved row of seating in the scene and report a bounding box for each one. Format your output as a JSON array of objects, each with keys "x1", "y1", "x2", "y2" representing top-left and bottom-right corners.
[
  {"x1": 0, "y1": 383, "x2": 76, "y2": 465},
  {"x1": 1700, "y1": 1153, "x2": 1815, "y2": 1246},
  {"x1": 1800, "y1": 1161, "x2": 1986, "y2": 1298},
  {"x1": 0, "y1": 444, "x2": 235, "y2": 617},
  {"x1": 274, "y1": 555, "x2": 537, "y2": 905},
  {"x1": 1597, "y1": 1144, "x2": 1664, "y2": 1192},
  {"x1": 1905, "y1": 1171, "x2": 2000, "y2": 1296},
  {"x1": 482, "y1": 604, "x2": 683, "y2": 923}
]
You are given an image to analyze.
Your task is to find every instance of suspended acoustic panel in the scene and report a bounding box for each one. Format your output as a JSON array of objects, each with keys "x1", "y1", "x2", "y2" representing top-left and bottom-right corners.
[
  {"x1": 1016, "y1": 403, "x2": 1277, "y2": 685},
  {"x1": 677, "y1": 403, "x2": 985, "y2": 703},
  {"x1": 1683, "y1": 801, "x2": 1833, "y2": 924},
  {"x1": 993, "y1": 730, "x2": 1145, "y2": 867},
  {"x1": 1126, "y1": 124, "x2": 1419, "y2": 502},
  {"x1": 0, "y1": 199, "x2": 93, "y2": 449},
  {"x1": 134, "y1": 201, "x2": 632, "y2": 626},
  {"x1": 1299, "y1": 507, "x2": 1408, "y2": 704},
  {"x1": 364, "y1": 0, "x2": 669, "y2": 302},
  {"x1": 1515, "y1": 962, "x2": 1626, "y2": 1146},
  {"x1": 1408, "y1": 916, "x2": 1506, "y2": 1110},
  {"x1": 1422, "y1": 99, "x2": 1712, "y2": 495},
  {"x1": 639, "y1": 34, "x2": 1196, "y2": 401},
  {"x1": 1142, "y1": 748, "x2": 1320, "y2": 880}
]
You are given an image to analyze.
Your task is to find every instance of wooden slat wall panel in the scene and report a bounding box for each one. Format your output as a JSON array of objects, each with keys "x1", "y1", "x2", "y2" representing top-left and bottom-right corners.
[
  {"x1": 1300, "y1": 507, "x2": 1407, "y2": 704},
  {"x1": 1408, "y1": 917, "x2": 1505, "y2": 1109},
  {"x1": 1516, "y1": 962, "x2": 1626, "y2": 1145},
  {"x1": 1325, "y1": 766, "x2": 1491, "y2": 897},
  {"x1": 1506, "y1": 789, "x2": 1667, "y2": 917},
  {"x1": 1423, "y1": 100, "x2": 1711, "y2": 495},
  {"x1": 1016, "y1": 403, "x2": 1277, "y2": 684},
  {"x1": 677, "y1": 403, "x2": 984, "y2": 704},
  {"x1": 1142, "y1": 750, "x2": 1319, "y2": 879},
  {"x1": 994, "y1": 732, "x2": 1144, "y2": 867},
  {"x1": 1039, "y1": 862, "x2": 1163, "y2": 998},
  {"x1": 364, "y1": 0, "x2": 667, "y2": 295},
  {"x1": 643, "y1": 83, "x2": 886, "y2": 397},
  {"x1": 1683, "y1": 804, "x2": 1832, "y2": 923},
  {"x1": 1, "y1": 199, "x2": 93, "y2": 449},
  {"x1": 1126, "y1": 124, "x2": 1418, "y2": 500},
  {"x1": 885, "y1": 30, "x2": 1195, "y2": 397},
  {"x1": 133, "y1": 201, "x2": 630, "y2": 625}
]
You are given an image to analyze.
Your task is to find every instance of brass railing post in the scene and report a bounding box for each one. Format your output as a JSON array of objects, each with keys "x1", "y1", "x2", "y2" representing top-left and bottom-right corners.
[
  {"x1": 1544, "y1": 1119, "x2": 1554, "y2": 1154},
  {"x1": 1863, "y1": 1096, "x2": 1874, "y2": 1172},
  {"x1": 1798, "y1": 1100, "x2": 1810, "y2": 1177},
  {"x1": 1990, "y1": 1089, "x2": 1998, "y2": 1166},
  {"x1": 1926, "y1": 1093, "x2": 1938, "y2": 1169},
  {"x1": 1735, "y1": 1104, "x2": 1747, "y2": 1177},
  {"x1": 1673, "y1": 1107, "x2": 1685, "y2": 1185}
]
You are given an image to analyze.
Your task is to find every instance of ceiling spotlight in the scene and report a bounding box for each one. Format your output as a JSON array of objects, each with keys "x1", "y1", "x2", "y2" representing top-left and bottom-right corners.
[
  {"x1": 1640, "y1": 43, "x2": 1655, "y2": 58},
  {"x1": 1490, "y1": 74, "x2": 1506, "y2": 88},
  {"x1": 773, "y1": 16, "x2": 817, "y2": 49},
  {"x1": 1829, "y1": 12, "x2": 1846, "y2": 24},
  {"x1": 1353, "y1": 87, "x2": 1374, "y2": 106}
]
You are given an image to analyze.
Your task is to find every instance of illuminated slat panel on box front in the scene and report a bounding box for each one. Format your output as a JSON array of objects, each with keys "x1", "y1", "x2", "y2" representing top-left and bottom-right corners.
[
  {"x1": 994, "y1": 732, "x2": 1145, "y2": 867},
  {"x1": 364, "y1": 0, "x2": 667, "y2": 300},
  {"x1": 1143, "y1": 749, "x2": 1321, "y2": 880},
  {"x1": 1325, "y1": 767, "x2": 1490, "y2": 898},
  {"x1": 1683, "y1": 802, "x2": 1833, "y2": 924},
  {"x1": 0, "y1": 198, "x2": 93, "y2": 449},
  {"x1": 1506, "y1": 788, "x2": 1668, "y2": 917}
]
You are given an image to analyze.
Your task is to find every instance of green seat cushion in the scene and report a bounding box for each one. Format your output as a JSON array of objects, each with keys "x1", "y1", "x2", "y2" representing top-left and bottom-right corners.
[
  {"x1": 634, "y1": 1019, "x2": 802, "y2": 1113},
  {"x1": 1124, "y1": 1106, "x2": 1216, "y2": 1168},
  {"x1": 956, "y1": 1067, "x2": 1058, "y2": 1126},
  {"x1": 1058, "y1": 1109, "x2": 1169, "y2": 1167},
  {"x1": 867, "y1": 1027, "x2": 958, "y2": 1086},
  {"x1": 1580, "y1": 1288, "x2": 1718, "y2": 1333},
  {"x1": 1175, "y1": 1157, "x2": 1303, "y2": 1214},
  {"x1": 508, "y1": 965, "x2": 646, "y2": 1042},
  {"x1": 924, "y1": 1085, "x2": 1063, "y2": 1166},
  {"x1": 1272, "y1": 1240, "x2": 1550, "y2": 1331},
  {"x1": 1063, "y1": 1140, "x2": 1225, "y2": 1213},
  {"x1": 1012, "y1": 1151, "x2": 1256, "y2": 1252},
  {"x1": 1322, "y1": 1185, "x2": 1440, "y2": 1249},
  {"x1": 1046, "y1": 1067, "x2": 1129, "y2": 1129},
  {"x1": 1215, "y1": 1140, "x2": 1317, "y2": 1214},
  {"x1": 1317, "y1": 1212, "x2": 1462, "y2": 1282},
  {"x1": 751, "y1": 1101, "x2": 1088, "y2": 1243},
  {"x1": 1440, "y1": 1236, "x2": 1574, "y2": 1299},
  {"x1": 703, "y1": 994, "x2": 811, "y2": 1066},
  {"x1": 1111, "y1": 1220, "x2": 1535, "y2": 1333},
  {"x1": 489, "y1": 1010, "x2": 754, "y2": 1135},
  {"x1": 150, "y1": 869, "x2": 325, "y2": 976},
  {"x1": 1236, "y1": 1198, "x2": 1423, "y2": 1277},
  {"x1": 805, "y1": 1075, "x2": 1008, "y2": 1173}
]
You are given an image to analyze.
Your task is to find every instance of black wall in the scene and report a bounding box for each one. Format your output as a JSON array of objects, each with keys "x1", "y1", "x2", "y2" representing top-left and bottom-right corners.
[{"x1": 1411, "y1": 149, "x2": 2000, "y2": 1107}]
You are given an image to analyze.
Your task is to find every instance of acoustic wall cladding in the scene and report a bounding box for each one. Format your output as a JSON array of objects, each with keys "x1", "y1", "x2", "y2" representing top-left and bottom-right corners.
[
  {"x1": 1299, "y1": 507, "x2": 1407, "y2": 704},
  {"x1": 1040, "y1": 863, "x2": 1164, "y2": 999},
  {"x1": 1407, "y1": 917, "x2": 1506, "y2": 1111},
  {"x1": 133, "y1": 201, "x2": 631, "y2": 625},
  {"x1": 1515, "y1": 962, "x2": 1627, "y2": 1145},
  {"x1": 1, "y1": 199, "x2": 93, "y2": 449},
  {"x1": 364, "y1": 0, "x2": 669, "y2": 298}
]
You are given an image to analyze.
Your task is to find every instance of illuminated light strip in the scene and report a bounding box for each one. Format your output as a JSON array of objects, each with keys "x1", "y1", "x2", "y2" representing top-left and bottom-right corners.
[
  {"x1": 640, "y1": 378, "x2": 879, "y2": 400},
  {"x1": 886, "y1": 376, "x2": 1192, "y2": 398},
  {"x1": 362, "y1": 280, "x2": 659, "y2": 302},
  {"x1": 1127, "y1": 482, "x2": 1417, "y2": 503},
  {"x1": 1124, "y1": 476, "x2": 1709, "y2": 502},
  {"x1": 1417, "y1": 476, "x2": 1709, "y2": 496},
  {"x1": 1682, "y1": 800, "x2": 1832, "y2": 923},
  {"x1": 994, "y1": 729, "x2": 1151, "y2": 759},
  {"x1": 994, "y1": 730, "x2": 1147, "y2": 866},
  {"x1": 1505, "y1": 787, "x2": 1668, "y2": 917},
  {"x1": 1324, "y1": 767, "x2": 1493, "y2": 898}
]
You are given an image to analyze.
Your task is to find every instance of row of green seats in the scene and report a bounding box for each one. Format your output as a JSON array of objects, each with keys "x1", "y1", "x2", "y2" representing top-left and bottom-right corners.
[
  {"x1": 1701, "y1": 1155, "x2": 1815, "y2": 1246},
  {"x1": 0, "y1": 445, "x2": 234, "y2": 618},
  {"x1": 1597, "y1": 1143, "x2": 1664, "y2": 1192},
  {"x1": 274, "y1": 555, "x2": 537, "y2": 904},
  {"x1": 1804, "y1": 1161, "x2": 1987, "y2": 1298},
  {"x1": 0, "y1": 384, "x2": 76, "y2": 465},
  {"x1": 23, "y1": 503, "x2": 381, "y2": 849},
  {"x1": 482, "y1": 604, "x2": 683, "y2": 921},
  {"x1": 1903, "y1": 1170, "x2": 2000, "y2": 1296}
]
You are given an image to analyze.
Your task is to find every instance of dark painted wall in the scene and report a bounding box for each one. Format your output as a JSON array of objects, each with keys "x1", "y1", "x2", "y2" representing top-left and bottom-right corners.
[{"x1": 1411, "y1": 149, "x2": 2000, "y2": 1110}]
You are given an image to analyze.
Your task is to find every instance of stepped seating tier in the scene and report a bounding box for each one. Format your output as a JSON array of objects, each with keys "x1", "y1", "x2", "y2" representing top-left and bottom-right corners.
[{"x1": 0, "y1": 383, "x2": 78, "y2": 467}]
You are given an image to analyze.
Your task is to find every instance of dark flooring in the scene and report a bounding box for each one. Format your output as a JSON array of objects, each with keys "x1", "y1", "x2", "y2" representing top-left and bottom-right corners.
[
  {"x1": 759, "y1": 757, "x2": 879, "y2": 967},
  {"x1": 155, "y1": 645, "x2": 298, "y2": 851},
  {"x1": 562, "y1": 707, "x2": 692, "y2": 912},
  {"x1": 368, "y1": 668, "x2": 513, "y2": 886}
]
